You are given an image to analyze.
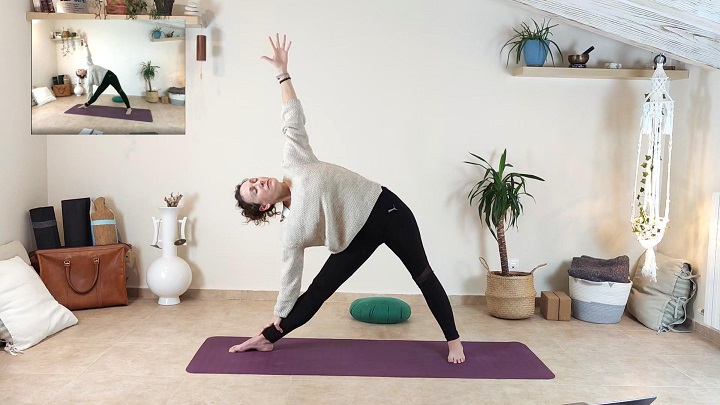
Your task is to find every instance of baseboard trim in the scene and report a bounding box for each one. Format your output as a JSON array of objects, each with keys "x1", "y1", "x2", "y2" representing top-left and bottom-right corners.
[
  {"x1": 692, "y1": 319, "x2": 720, "y2": 348},
  {"x1": 127, "y1": 288, "x2": 487, "y2": 305}
]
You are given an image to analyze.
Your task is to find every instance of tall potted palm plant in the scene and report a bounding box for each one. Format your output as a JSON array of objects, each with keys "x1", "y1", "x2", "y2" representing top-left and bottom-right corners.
[
  {"x1": 140, "y1": 61, "x2": 160, "y2": 103},
  {"x1": 466, "y1": 149, "x2": 545, "y2": 319}
]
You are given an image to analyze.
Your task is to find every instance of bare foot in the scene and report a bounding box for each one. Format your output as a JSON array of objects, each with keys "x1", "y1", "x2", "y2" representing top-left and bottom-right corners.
[
  {"x1": 126, "y1": 108, "x2": 132, "y2": 115},
  {"x1": 229, "y1": 335, "x2": 274, "y2": 353},
  {"x1": 447, "y1": 338, "x2": 465, "y2": 363},
  {"x1": 78, "y1": 104, "x2": 88, "y2": 109}
]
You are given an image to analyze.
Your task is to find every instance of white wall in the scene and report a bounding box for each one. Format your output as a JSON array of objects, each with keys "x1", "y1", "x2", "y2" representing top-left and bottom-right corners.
[
  {"x1": 32, "y1": 19, "x2": 59, "y2": 88},
  {"x1": 1, "y1": 2, "x2": 48, "y2": 250},
  {"x1": 17, "y1": 0, "x2": 720, "y2": 324},
  {"x1": 656, "y1": 67, "x2": 720, "y2": 324},
  {"x1": 34, "y1": 20, "x2": 185, "y2": 96}
]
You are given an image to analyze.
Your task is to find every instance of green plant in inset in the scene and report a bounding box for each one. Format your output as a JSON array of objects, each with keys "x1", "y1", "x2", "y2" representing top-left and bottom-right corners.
[
  {"x1": 151, "y1": 26, "x2": 163, "y2": 39},
  {"x1": 140, "y1": 61, "x2": 160, "y2": 91},
  {"x1": 500, "y1": 19, "x2": 563, "y2": 67},
  {"x1": 125, "y1": 0, "x2": 147, "y2": 19}
]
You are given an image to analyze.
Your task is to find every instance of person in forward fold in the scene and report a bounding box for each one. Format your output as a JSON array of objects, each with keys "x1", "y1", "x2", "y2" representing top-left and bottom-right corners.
[
  {"x1": 78, "y1": 36, "x2": 132, "y2": 116},
  {"x1": 230, "y1": 34, "x2": 465, "y2": 363}
]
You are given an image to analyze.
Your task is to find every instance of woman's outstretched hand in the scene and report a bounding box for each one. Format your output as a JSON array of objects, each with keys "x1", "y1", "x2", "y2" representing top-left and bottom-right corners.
[{"x1": 261, "y1": 33, "x2": 291, "y2": 73}]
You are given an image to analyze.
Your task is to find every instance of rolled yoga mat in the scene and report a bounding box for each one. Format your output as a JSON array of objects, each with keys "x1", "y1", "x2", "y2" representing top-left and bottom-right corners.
[
  {"x1": 186, "y1": 337, "x2": 555, "y2": 379},
  {"x1": 64, "y1": 104, "x2": 153, "y2": 123},
  {"x1": 61, "y1": 198, "x2": 93, "y2": 247},
  {"x1": 29, "y1": 206, "x2": 62, "y2": 249}
]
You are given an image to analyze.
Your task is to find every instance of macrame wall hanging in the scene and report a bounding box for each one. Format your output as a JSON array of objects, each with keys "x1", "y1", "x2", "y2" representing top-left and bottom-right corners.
[{"x1": 630, "y1": 54, "x2": 674, "y2": 282}]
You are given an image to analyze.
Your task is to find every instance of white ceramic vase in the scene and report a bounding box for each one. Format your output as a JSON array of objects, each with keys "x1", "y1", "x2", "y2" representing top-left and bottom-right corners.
[
  {"x1": 74, "y1": 82, "x2": 83, "y2": 96},
  {"x1": 146, "y1": 207, "x2": 192, "y2": 305}
]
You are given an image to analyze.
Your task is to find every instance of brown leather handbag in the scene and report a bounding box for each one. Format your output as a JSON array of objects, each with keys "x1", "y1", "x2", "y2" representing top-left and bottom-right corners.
[
  {"x1": 31, "y1": 244, "x2": 129, "y2": 310},
  {"x1": 52, "y1": 83, "x2": 71, "y2": 97}
]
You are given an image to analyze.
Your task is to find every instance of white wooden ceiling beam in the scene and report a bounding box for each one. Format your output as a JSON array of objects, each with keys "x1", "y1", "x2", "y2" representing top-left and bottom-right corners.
[{"x1": 507, "y1": 0, "x2": 720, "y2": 69}]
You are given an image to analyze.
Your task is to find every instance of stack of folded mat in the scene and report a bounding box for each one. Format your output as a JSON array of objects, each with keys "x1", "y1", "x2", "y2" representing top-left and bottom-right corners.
[
  {"x1": 568, "y1": 255, "x2": 630, "y2": 283},
  {"x1": 567, "y1": 255, "x2": 632, "y2": 324}
]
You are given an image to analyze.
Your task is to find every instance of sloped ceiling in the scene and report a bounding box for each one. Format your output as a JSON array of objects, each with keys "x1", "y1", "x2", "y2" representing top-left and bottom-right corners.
[{"x1": 507, "y1": 0, "x2": 720, "y2": 69}]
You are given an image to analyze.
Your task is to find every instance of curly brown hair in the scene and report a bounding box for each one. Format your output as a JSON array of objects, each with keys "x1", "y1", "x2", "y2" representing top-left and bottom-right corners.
[{"x1": 234, "y1": 179, "x2": 281, "y2": 225}]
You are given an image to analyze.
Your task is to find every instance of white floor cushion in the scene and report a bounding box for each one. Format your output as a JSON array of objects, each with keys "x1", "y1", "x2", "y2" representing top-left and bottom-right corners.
[
  {"x1": 31, "y1": 86, "x2": 57, "y2": 106},
  {"x1": 0, "y1": 256, "x2": 78, "y2": 354}
]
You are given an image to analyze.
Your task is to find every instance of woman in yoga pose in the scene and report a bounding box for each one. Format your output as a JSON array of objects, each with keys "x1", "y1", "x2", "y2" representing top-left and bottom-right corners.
[
  {"x1": 231, "y1": 34, "x2": 465, "y2": 363},
  {"x1": 78, "y1": 36, "x2": 132, "y2": 116}
]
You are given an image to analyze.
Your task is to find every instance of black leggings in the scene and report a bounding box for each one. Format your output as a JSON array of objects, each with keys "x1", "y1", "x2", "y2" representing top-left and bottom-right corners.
[
  {"x1": 262, "y1": 187, "x2": 460, "y2": 343},
  {"x1": 85, "y1": 71, "x2": 130, "y2": 108}
]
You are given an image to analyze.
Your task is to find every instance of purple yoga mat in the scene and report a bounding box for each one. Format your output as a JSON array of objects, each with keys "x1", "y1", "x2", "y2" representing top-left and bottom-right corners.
[
  {"x1": 64, "y1": 104, "x2": 153, "y2": 122},
  {"x1": 186, "y1": 337, "x2": 555, "y2": 379}
]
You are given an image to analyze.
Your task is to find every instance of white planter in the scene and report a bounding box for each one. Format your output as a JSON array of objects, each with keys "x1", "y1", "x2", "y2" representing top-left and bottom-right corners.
[{"x1": 147, "y1": 207, "x2": 192, "y2": 305}]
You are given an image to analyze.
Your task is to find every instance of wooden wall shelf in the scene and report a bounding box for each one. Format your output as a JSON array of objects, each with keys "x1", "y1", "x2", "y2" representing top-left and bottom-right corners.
[
  {"x1": 512, "y1": 67, "x2": 689, "y2": 81},
  {"x1": 27, "y1": 12, "x2": 202, "y2": 28},
  {"x1": 51, "y1": 37, "x2": 82, "y2": 42},
  {"x1": 151, "y1": 37, "x2": 185, "y2": 42}
]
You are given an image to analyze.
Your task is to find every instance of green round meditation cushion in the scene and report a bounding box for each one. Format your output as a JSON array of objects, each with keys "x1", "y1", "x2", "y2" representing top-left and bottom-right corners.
[
  {"x1": 349, "y1": 297, "x2": 411, "y2": 324},
  {"x1": 112, "y1": 96, "x2": 123, "y2": 103}
]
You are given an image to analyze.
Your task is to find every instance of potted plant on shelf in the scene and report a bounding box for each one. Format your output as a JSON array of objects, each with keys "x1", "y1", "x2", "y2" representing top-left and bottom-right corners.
[
  {"x1": 140, "y1": 61, "x2": 160, "y2": 103},
  {"x1": 125, "y1": 0, "x2": 148, "y2": 19},
  {"x1": 465, "y1": 149, "x2": 546, "y2": 319},
  {"x1": 151, "y1": 26, "x2": 163, "y2": 39},
  {"x1": 153, "y1": 0, "x2": 175, "y2": 16},
  {"x1": 500, "y1": 19, "x2": 562, "y2": 67}
]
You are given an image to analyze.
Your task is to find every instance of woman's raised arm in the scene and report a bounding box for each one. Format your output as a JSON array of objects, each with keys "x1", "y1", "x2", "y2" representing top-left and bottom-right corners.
[{"x1": 262, "y1": 33, "x2": 296, "y2": 102}]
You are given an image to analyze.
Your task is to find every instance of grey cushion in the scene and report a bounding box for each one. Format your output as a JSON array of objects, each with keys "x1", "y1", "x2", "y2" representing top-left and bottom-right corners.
[
  {"x1": 0, "y1": 240, "x2": 30, "y2": 265},
  {"x1": 627, "y1": 251, "x2": 696, "y2": 332}
]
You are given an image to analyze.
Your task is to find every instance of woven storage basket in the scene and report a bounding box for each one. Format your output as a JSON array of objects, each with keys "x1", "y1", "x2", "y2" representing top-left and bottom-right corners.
[
  {"x1": 486, "y1": 271, "x2": 536, "y2": 319},
  {"x1": 569, "y1": 276, "x2": 632, "y2": 323}
]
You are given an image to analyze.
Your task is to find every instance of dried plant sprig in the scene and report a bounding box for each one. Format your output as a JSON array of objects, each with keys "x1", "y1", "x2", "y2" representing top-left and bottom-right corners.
[{"x1": 164, "y1": 192, "x2": 183, "y2": 207}]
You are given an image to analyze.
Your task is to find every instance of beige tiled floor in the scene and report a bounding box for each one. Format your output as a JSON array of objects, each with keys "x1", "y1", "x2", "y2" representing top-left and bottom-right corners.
[
  {"x1": 1, "y1": 298, "x2": 719, "y2": 405},
  {"x1": 31, "y1": 94, "x2": 185, "y2": 135}
]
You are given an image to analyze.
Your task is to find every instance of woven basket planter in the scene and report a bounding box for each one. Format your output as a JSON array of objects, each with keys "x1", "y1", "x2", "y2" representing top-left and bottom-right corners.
[{"x1": 486, "y1": 271, "x2": 536, "y2": 319}]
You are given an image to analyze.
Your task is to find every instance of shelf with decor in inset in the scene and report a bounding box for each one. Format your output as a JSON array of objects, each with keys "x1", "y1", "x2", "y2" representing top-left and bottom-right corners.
[
  {"x1": 512, "y1": 67, "x2": 689, "y2": 81},
  {"x1": 151, "y1": 36, "x2": 184, "y2": 42},
  {"x1": 26, "y1": 12, "x2": 203, "y2": 28},
  {"x1": 50, "y1": 37, "x2": 83, "y2": 42}
]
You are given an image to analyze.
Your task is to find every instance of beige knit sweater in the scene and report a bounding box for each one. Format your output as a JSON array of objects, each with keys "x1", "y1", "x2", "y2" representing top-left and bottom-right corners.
[
  {"x1": 274, "y1": 99, "x2": 382, "y2": 317},
  {"x1": 85, "y1": 46, "x2": 109, "y2": 102}
]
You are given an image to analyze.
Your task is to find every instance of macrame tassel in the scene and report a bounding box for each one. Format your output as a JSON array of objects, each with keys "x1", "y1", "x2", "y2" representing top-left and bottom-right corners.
[
  {"x1": 663, "y1": 105, "x2": 674, "y2": 135},
  {"x1": 4, "y1": 345, "x2": 23, "y2": 356},
  {"x1": 640, "y1": 110, "x2": 652, "y2": 135},
  {"x1": 641, "y1": 247, "x2": 658, "y2": 282}
]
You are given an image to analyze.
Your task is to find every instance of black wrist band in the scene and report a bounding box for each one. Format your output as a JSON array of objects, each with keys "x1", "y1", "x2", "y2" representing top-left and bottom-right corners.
[{"x1": 279, "y1": 77, "x2": 291, "y2": 84}]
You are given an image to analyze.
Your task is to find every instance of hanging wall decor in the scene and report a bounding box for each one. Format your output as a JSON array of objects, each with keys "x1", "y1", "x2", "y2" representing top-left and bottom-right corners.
[{"x1": 630, "y1": 54, "x2": 675, "y2": 282}]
